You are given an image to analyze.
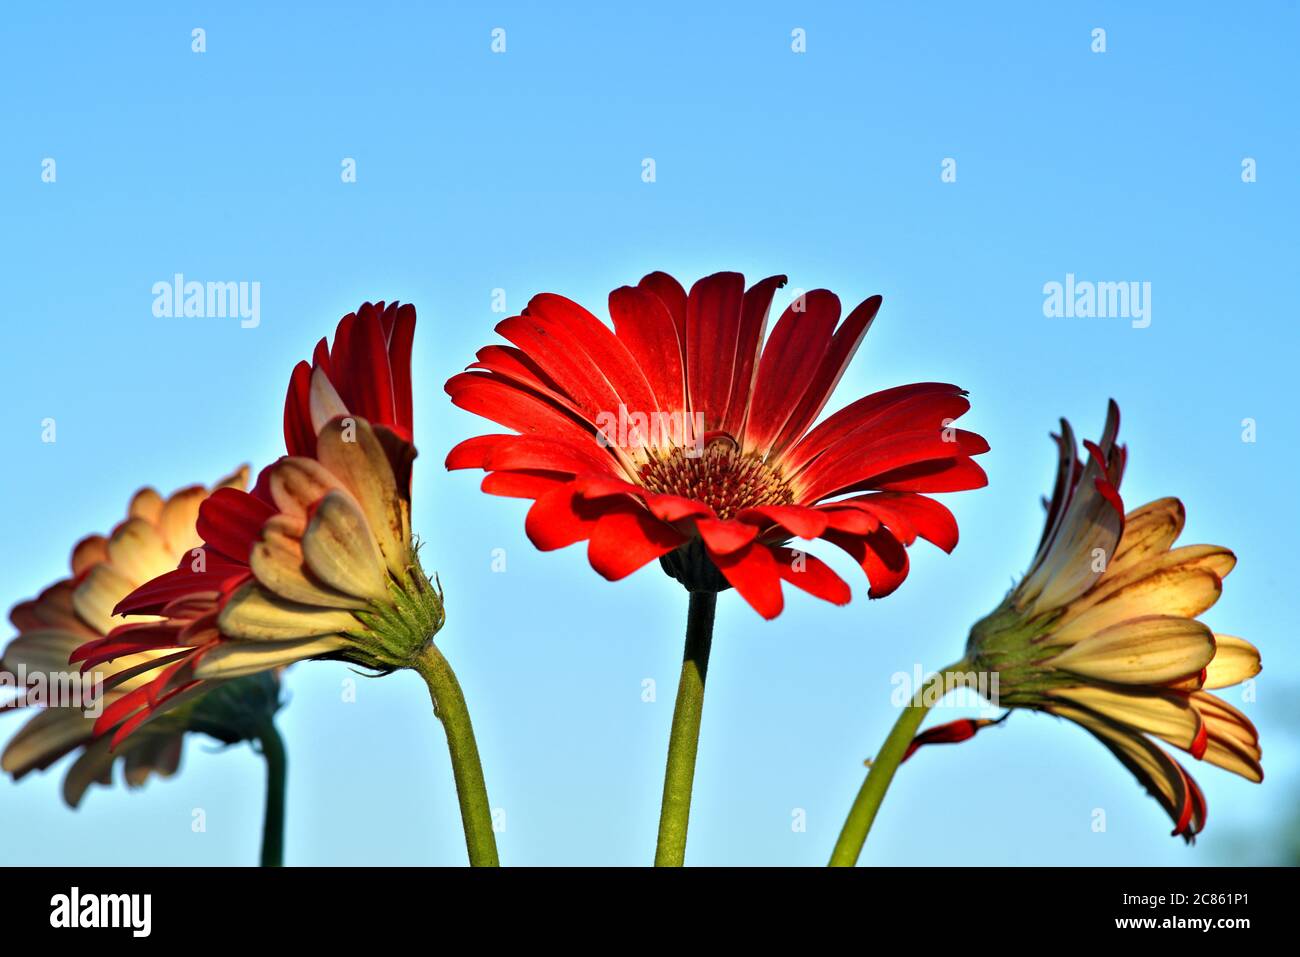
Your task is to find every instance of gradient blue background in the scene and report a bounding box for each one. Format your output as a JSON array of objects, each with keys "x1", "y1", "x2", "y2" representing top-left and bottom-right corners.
[{"x1": 1, "y1": 2, "x2": 1295, "y2": 866}]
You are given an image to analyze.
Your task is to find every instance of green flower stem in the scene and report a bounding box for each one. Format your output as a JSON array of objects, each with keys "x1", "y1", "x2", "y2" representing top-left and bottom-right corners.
[
  {"x1": 655, "y1": 590, "x2": 718, "y2": 866},
  {"x1": 828, "y1": 660, "x2": 969, "y2": 867},
  {"x1": 412, "y1": 642, "x2": 500, "y2": 867},
  {"x1": 256, "y1": 719, "x2": 287, "y2": 868}
]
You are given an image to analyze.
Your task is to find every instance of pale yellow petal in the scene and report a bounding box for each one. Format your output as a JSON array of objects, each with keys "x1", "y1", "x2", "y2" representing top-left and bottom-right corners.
[
  {"x1": 1203, "y1": 634, "x2": 1261, "y2": 690},
  {"x1": 1047, "y1": 567, "x2": 1222, "y2": 647},
  {"x1": 1049, "y1": 616, "x2": 1214, "y2": 684},
  {"x1": 249, "y1": 514, "x2": 368, "y2": 609},
  {"x1": 1049, "y1": 685, "x2": 1202, "y2": 751},
  {"x1": 72, "y1": 563, "x2": 138, "y2": 634},
  {"x1": 1110, "y1": 498, "x2": 1184, "y2": 573},
  {"x1": 192, "y1": 634, "x2": 350, "y2": 679},
  {"x1": 217, "y1": 582, "x2": 358, "y2": 641},
  {"x1": 62, "y1": 735, "x2": 116, "y2": 807},
  {"x1": 106, "y1": 517, "x2": 176, "y2": 588},
  {"x1": 309, "y1": 366, "x2": 348, "y2": 434},
  {"x1": 1077, "y1": 545, "x2": 1236, "y2": 621},
  {"x1": 214, "y1": 465, "x2": 250, "y2": 491},
  {"x1": 128, "y1": 487, "x2": 164, "y2": 523},
  {"x1": 70, "y1": 535, "x2": 109, "y2": 576},
  {"x1": 1020, "y1": 453, "x2": 1123, "y2": 614},
  {"x1": 1, "y1": 708, "x2": 93, "y2": 776},
  {"x1": 301, "y1": 491, "x2": 390, "y2": 601},
  {"x1": 158, "y1": 486, "x2": 206, "y2": 555},
  {"x1": 0, "y1": 629, "x2": 84, "y2": 675},
  {"x1": 20, "y1": 581, "x2": 95, "y2": 636},
  {"x1": 316, "y1": 416, "x2": 410, "y2": 577},
  {"x1": 269, "y1": 456, "x2": 346, "y2": 519},
  {"x1": 1192, "y1": 691, "x2": 1258, "y2": 750},
  {"x1": 1192, "y1": 691, "x2": 1262, "y2": 782}
]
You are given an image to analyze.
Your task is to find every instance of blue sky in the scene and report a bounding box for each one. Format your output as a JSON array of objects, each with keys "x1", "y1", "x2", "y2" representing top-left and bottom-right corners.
[{"x1": 1, "y1": 2, "x2": 1295, "y2": 865}]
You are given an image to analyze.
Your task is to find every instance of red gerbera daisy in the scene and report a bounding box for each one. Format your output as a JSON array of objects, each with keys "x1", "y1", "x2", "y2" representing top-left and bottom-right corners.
[
  {"x1": 445, "y1": 269, "x2": 988, "y2": 865},
  {"x1": 446, "y1": 270, "x2": 989, "y2": 619}
]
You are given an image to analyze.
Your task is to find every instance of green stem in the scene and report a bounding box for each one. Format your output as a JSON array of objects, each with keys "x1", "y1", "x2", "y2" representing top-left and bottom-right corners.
[
  {"x1": 828, "y1": 660, "x2": 969, "y2": 867},
  {"x1": 654, "y1": 589, "x2": 717, "y2": 866},
  {"x1": 256, "y1": 720, "x2": 287, "y2": 868},
  {"x1": 412, "y1": 643, "x2": 500, "y2": 867}
]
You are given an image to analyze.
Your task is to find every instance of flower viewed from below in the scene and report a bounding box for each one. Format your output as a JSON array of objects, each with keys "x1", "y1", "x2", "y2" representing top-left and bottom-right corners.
[
  {"x1": 74, "y1": 302, "x2": 498, "y2": 866},
  {"x1": 835, "y1": 401, "x2": 1261, "y2": 862},
  {"x1": 446, "y1": 271, "x2": 988, "y2": 619},
  {"x1": 1, "y1": 471, "x2": 283, "y2": 810},
  {"x1": 75, "y1": 303, "x2": 437, "y2": 738},
  {"x1": 446, "y1": 270, "x2": 988, "y2": 865}
]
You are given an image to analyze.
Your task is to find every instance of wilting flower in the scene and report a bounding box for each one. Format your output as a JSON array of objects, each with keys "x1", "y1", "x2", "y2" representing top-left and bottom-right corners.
[
  {"x1": 72, "y1": 302, "x2": 443, "y2": 743},
  {"x1": 1, "y1": 472, "x2": 283, "y2": 805},
  {"x1": 446, "y1": 271, "x2": 989, "y2": 618},
  {"x1": 910, "y1": 401, "x2": 1262, "y2": 841}
]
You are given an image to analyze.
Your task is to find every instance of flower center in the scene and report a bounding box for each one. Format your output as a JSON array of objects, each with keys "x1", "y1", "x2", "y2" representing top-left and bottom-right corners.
[{"x1": 637, "y1": 435, "x2": 794, "y2": 520}]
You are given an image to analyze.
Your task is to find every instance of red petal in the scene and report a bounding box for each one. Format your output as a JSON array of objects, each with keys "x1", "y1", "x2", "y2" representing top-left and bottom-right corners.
[
  {"x1": 586, "y1": 507, "x2": 687, "y2": 580},
  {"x1": 709, "y1": 542, "x2": 784, "y2": 619},
  {"x1": 902, "y1": 718, "x2": 993, "y2": 762},
  {"x1": 469, "y1": 344, "x2": 558, "y2": 393},
  {"x1": 735, "y1": 504, "x2": 830, "y2": 539},
  {"x1": 445, "y1": 371, "x2": 598, "y2": 447},
  {"x1": 695, "y1": 517, "x2": 759, "y2": 555},
  {"x1": 771, "y1": 546, "x2": 851, "y2": 605},
  {"x1": 283, "y1": 360, "x2": 315, "y2": 458},
  {"x1": 525, "y1": 483, "x2": 604, "y2": 551},
  {"x1": 113, "y1": 559, "x2": 247, "y2": 616},
  {"x1": 609, "y1": 284, "x2": 686, "y2": 417},
  {"x1": 720, "y1": 275, "x2": 786, "y2": 436},
  {"x1": 844, "y1": 493, "x2": 959, "y2": 553},
  {"x1": 744, "y1": 290, "x2": 841, "y2": 453},
  {"x1": 683, "y1": 272, "x2": 746, "y2": 430},
  {"x1": 482, "y1": 435, "x2": 621, "y2": 477},
  {"x1": 194, "y1": 488, "x2": 275, "y2": 564},
  {"x1": 782, "y1": 383, "x2": 970, "y2": 474},
  {"x1": 481, "y1": 471, "x2": 567, "y2": 499},
  {"x1": 644, "y1": 493, "x2": 715, "y2": 523},
  {"x1": 872, "y1": 456, "x2": 990, "y2": 494},
  {"x1": 349, "y1": 303, "x2": 397, "y2": 430},
  {"x1": 822, "y1": 527, "x2": 910, "y2": 598},
  {"x1": 799, "y1": 429, "x2": 990, "y2": 503},
  {"x1": 446, "y1": 434, "x2": 513, "y2": 471},
  {"x1": 768, "y1": 294, "x2": 881, "y2": 457},
  {"x1": 638, "y1": 272, "x2": 688, "y2": 350},
  {"x1": 385, "y1": 302, "x2": 416, "y2": 437}
]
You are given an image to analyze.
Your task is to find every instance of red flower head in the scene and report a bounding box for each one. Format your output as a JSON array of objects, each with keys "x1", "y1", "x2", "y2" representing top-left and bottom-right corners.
[
  {"x1": 446, "y1": 271, "x2": 989, "y2": 618},
  {"x1": 71, "y1": 303, "x2": 442, "y2": 746}
]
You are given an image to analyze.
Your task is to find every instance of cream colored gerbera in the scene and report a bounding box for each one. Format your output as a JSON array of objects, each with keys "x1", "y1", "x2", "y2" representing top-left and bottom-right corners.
[
  {"x1": 910, "y1": 402, "x2": 1261, "y2": 840},
  {"x1": 0, "y1": 468, "x2": 281, "y2": 805}
]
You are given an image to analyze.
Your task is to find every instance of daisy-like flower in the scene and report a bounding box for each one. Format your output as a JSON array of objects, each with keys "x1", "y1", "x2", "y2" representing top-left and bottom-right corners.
[
  {"x1": 75, "y1": 303, "x2": 498, "y2": 866},
  {"x1": 445, "y1": 271, "x2": 988, "y2": 864},
  {"x1": 829, "y1": 401, "x2": 1262, "y2": 865},
  {"x1": 1, "y1": 472, "x2": 291, "y2": 865},
  {"x1": 447, "y1": 271, "x2": 988, "y2": 618}
]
